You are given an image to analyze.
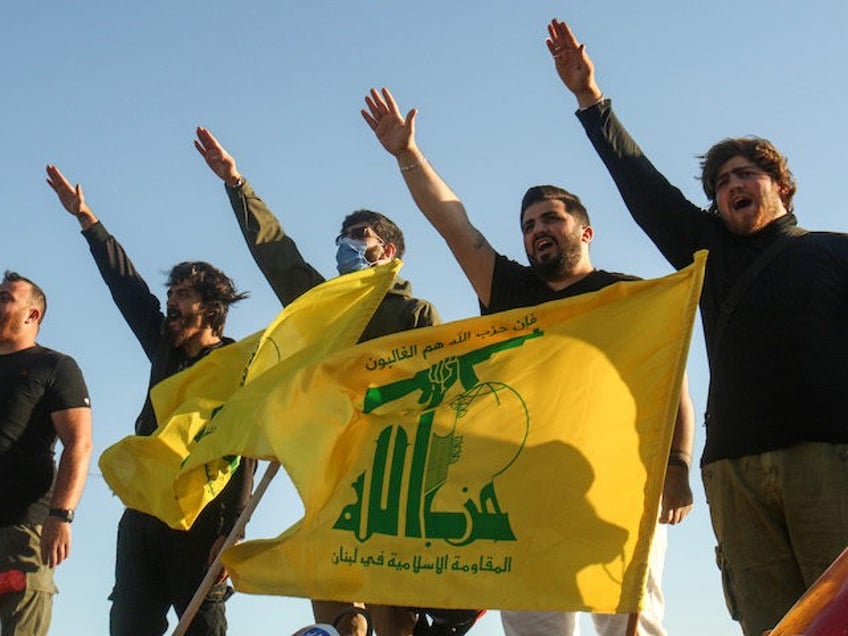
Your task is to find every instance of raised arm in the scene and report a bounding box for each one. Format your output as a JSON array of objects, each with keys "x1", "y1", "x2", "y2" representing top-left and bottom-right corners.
[
  {"x1": 46, "y1": 164, "x2": 99, "y2": 230},
  {"x1": 41, "y1": 406, "x2": 92, "y2": 567},
  {"x1": 194, "y1": 127, "x2": 324, "y2": 305},
  {"x1": 194, "y1": 127, "x2": 242, "y2": 187},
  {"x1": 362, "y1": 88, "x2": 496, "y2": 306},
  {"x1": 546, "y1": 19, "x2": 604, "y2": 109},
  {"x1": 45, "y1": 165, "x2": 165, "y2": 359},
  {"x1": 545, "y1": 19, "x2": 711, "y2": 270},
  {"x1": 660, "y1": 373, "x2": 695, "y2": 525}
]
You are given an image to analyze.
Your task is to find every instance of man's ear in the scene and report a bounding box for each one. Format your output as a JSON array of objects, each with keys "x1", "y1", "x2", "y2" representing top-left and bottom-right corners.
[
  {"x1": 582, "y1": 225, "x2": 594, "y2": 244},
  {"x1": 382, "y1": 242, "x2": 398, "y2": 261},
  {"x1": 25, "y1": 307, "x2": 41, "y2": 325}
]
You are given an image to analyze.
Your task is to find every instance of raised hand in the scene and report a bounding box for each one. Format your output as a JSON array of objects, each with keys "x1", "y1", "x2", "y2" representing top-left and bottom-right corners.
[
  {"x1": 45, "y1": 165, "x2": 98, "y2": 230},
  {"x1": 194, "y1": 127, "x2": 241, "y2": 186},
  {"x1": 546, "y1": 18, "x2": 603, "y2": 109},
  {"x1": 361, "y1": 87, "x2": 419, "y2": 158}
]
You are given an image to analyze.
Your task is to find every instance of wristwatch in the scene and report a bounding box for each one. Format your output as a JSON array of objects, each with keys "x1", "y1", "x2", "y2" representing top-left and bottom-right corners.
[{"x1": 48, "y1": 508, "x2": 75, "y2": 523}]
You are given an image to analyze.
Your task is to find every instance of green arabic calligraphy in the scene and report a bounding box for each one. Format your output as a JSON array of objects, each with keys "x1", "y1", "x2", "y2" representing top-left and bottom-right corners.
[{"x1": 334, "y1": 330, "x2": 541, "y2": 544}]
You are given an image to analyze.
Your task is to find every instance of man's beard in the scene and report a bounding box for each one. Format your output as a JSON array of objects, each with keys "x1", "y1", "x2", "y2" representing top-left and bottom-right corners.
[
  {"x1": 164, "y1": 309, "x2": 202, "y2": 348},
  {"x1": 528, "y1": 240, "x2": 582, "y2": 282}
]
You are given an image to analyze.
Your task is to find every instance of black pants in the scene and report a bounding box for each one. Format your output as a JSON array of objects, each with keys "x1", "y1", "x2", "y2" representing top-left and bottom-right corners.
[{"x1": 109, "y1": 508, "x2": 230, "y2": 636}]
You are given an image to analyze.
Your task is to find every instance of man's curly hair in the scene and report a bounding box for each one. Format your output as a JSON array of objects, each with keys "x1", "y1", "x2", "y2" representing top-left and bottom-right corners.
[{"x1": 166, "y1": 262, "x2": 248, "y2": 337}]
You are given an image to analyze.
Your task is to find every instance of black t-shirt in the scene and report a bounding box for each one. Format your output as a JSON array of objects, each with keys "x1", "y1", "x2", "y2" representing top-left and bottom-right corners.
[
  {"x1": 0, "y1": 345, "x2": 90, "y2": 525},
  {"x1": 483, "y1": 253, "x2": 638, "y2": 314}
]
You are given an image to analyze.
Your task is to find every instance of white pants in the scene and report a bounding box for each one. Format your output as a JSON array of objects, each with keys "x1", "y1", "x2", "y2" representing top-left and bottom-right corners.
[{"x1": 500, "y1": 524, "x2": 667, "y2": 636}]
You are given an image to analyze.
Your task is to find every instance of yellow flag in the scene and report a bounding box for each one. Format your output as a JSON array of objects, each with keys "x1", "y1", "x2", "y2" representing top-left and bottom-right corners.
[
  {"x1": 98, "y1": 261, "x2": 401, "y2": 529},
  {"x1": 188, "y1": 252, "x2": 705, "y2": 612}
]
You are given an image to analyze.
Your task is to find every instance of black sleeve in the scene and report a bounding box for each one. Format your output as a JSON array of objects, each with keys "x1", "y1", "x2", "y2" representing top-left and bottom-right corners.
[
  {"x1": 575, "y1": 99, "x2": 714, "y2": 270},
  {"x1": 219, "y1": 457, "x2": 256, "y2": 538},
  {"x1": 226, "y1": 180, "x2": 325, "y2": 305},
  {"x1": 46, "y1": 355, "x2": 91, "y2": 412},
  {"x1": 82, "y1": 221, "x2": 165, "y2": 361}
]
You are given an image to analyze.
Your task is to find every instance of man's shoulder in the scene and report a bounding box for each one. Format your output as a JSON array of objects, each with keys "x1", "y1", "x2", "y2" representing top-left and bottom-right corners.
[
  {"x1": 0, "y1": 345, "x2": 87, "y2": 397},
  {"x1": 592, "y1": 269, "x2": 641, "y2": 284},
  {"x1": 578, "y1": 269, "x2": 641, "y2": 294},
  {"x1": 24, "y1": 344, "x2": 79, "y2": 368}
]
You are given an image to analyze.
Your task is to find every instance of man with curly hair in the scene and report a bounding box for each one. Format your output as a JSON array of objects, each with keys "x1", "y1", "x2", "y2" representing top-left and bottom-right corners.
[
  {"x1": 46, "y1": 165, "x2": 254, "y2": 636},
  {"x1": 547, "y1": 16, "x2": 848, "y2": 635}
]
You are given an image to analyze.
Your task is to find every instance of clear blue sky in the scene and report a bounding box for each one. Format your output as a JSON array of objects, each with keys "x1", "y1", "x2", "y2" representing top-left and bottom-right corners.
[{"x1": 5, "y1": 1, "x2": 847, "y2": 634}]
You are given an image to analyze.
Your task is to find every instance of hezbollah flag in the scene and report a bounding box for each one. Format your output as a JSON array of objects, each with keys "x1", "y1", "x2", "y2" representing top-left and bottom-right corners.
[
  {"x1": 98, "y1": 261, "x2": 401, "y2": 530},
  {"x1": 178, "y1": 252, "x2": 705, "y2": 613}
]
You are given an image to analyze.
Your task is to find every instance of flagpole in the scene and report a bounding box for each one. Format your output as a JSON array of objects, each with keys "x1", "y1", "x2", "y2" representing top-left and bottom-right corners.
[{"x1": 173, "y1": 461, "x2": 281, "y2": 636}]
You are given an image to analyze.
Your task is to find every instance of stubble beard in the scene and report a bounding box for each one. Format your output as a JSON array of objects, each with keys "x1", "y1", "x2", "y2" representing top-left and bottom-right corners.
[
  {"x1": 164, "y1": 310, "x2": 203, "y2": 348},
  {"x1": 528, "y1": 240, "x2": 583, "y2": 283}
]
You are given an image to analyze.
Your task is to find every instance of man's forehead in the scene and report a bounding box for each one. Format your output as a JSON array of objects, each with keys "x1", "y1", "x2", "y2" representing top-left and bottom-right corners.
[
  {"x1": 717, "y1": 156, "x2": 759, "y2": 176},
  {"x1": 523, "y1": 199, "x2": 569, "y2": 220},
  {"x1": 168, "y1": 280, "x2": 199, "y2": 293},
  {"x1": 0, "y1": 280, "x2": 30, "y2": 299}
]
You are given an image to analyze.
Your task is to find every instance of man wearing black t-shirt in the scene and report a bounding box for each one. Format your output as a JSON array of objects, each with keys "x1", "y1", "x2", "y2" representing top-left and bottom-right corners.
[
  {"x1": 362, "y1": 88, "x2": 694, "y2": 636},
  {"x1": 0, "y1": 270, "x2": 92, "y2": 635}
]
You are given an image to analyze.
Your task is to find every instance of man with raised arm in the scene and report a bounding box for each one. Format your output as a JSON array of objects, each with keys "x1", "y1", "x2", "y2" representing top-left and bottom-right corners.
[
  {"x1": 362, "y1": 87, "x2": 695, "y2": 636},
  {"x1": 46, "y1": 165, "x2": 254, "y2": 636},
  {"x1": 0, "y1": 271, "x2": 92, "y2": 635},
  {"x1": 547, "y1": 17, "x2": 848, "y2": 636},
  {"x1": 194, "y1": 128, "x2": 440, "y2": 636}
]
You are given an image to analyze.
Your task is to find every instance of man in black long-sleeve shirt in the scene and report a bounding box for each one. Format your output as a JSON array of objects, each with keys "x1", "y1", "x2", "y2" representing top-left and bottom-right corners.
[
  {"x1": 547, "y1": 17, "x2": 848, "y2": 636},
  {"x1": 46, "y1": 165, "x2": 254, "y2": 636}
]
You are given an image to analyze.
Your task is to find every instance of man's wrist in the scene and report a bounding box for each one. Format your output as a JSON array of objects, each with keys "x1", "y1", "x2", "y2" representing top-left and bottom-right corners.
[
  {"x1": 667, "y1": 449, "x2": 692, "y2": 470},
  {"x1": 225, "y1": 174, "x2": 244, "y2": 189},
  {"x1": 576, "y1": 90, "x2": 606, "y2": 111},
  {"x1": 48, "y1": 508, "x2": 75, "y2": 523}
]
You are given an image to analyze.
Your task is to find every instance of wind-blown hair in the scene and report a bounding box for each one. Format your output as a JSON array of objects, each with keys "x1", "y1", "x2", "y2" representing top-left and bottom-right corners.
[{"x1": 166, "y1": 262, "x2": 247, "y2": 337}]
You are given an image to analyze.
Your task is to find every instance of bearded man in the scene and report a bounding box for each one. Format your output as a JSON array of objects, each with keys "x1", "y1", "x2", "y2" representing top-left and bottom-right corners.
[
  {"x1": 362, "y1": 87, "x2": 695, "y2": 636},
  {"x1": 46, "y1": 165, "x2": 253, "y2": 636}
]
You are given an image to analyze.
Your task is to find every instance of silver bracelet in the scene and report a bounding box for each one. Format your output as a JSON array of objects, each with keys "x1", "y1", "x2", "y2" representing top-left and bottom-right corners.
[{"x1": 399, "y1": 157, "x2": 427, "y2": 173}]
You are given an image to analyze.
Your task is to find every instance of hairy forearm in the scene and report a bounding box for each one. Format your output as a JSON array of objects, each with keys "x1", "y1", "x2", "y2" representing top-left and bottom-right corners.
[{"x1": 395, "y1": 149, "x2": 480, "y2": 246}]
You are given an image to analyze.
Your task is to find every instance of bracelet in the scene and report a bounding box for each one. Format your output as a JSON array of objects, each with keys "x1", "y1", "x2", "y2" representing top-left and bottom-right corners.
[
  {"x1": 399, "y1": 157, "x2": 427, "y2": 173},
  {"x1": 227, "y1": 176, "x2": 244, "y2": 189},
  {"x1": 667, "y1": 457, "x2": 689, "y2": 469}
]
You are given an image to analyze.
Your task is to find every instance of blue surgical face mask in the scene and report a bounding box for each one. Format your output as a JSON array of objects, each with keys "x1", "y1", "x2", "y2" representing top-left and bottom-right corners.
[{"x1": 335, "y1": 237, "x2": 372, "y2": 274}]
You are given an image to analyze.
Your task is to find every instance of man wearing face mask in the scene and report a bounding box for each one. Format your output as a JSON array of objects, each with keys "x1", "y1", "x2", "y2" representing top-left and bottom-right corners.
[{"x1": 194, "y1": 127, "x2": 440, "y2": 636}]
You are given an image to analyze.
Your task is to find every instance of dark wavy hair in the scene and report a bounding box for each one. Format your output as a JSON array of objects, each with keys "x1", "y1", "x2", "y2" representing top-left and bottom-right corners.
[
  {"x1": 166, "y1": 262, "x2": 248, "y2": 337},
  {"x1": 700, "y1": 137, "x2": 796, "y2": 214},
  {"x1": 340, "y1": 210, "x2": 406, "y2": 258},
  {"x1": 3, "y1": 270, "x2": 47, "y2": 324}
]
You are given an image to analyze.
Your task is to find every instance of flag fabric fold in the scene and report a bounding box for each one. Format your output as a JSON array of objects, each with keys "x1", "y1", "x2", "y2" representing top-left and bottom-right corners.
[
  {"x1": 98, "y1": 260, "x2": 401, "y2": 529},
  {"x1": 190, "y1": 252, "x2": 706, "y2": 613}
]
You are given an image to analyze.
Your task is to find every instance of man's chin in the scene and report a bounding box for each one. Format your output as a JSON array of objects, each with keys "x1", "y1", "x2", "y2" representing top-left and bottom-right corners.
[
  {"x1": 165, "y1": 327, "x2": 189, "y2": 348},
  {"x1": 530, "y1": 259, "x2": 564, "y2": 281}
]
